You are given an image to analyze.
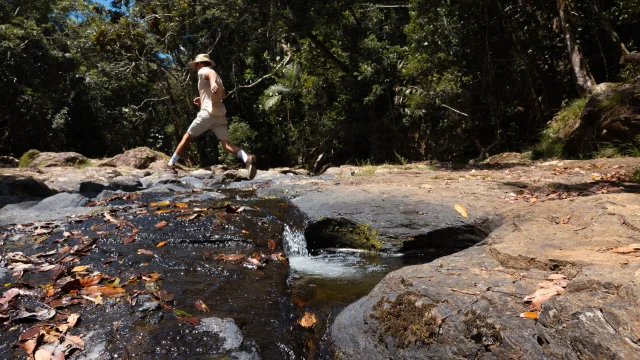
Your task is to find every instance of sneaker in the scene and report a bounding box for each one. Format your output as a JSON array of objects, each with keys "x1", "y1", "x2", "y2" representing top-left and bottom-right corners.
[
  {"x1": 246, "y1": 155, "x2": 257, "y2": 179},
  {"x1": 164, "y1": 164, "x2": 178, "y2": 175}
]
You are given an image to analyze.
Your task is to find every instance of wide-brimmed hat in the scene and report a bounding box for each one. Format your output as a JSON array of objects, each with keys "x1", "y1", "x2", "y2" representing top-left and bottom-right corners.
[{"x1": 188, "y1": 54, "x2": 215, "y2": 68}]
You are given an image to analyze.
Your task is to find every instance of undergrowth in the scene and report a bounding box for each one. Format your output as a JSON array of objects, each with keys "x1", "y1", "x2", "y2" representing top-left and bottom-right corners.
[
  {"x1": 18, "y1": 150, "x2": 40, "y2": 167},
  {"x1": 531, "y1": 97, "x2": 588, "y2": 159}
]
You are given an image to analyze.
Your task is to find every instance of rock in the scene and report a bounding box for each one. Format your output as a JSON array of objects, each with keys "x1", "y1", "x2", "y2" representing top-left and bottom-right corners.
[
  {"x1": 0, "y1": 268, "x2": 7, "y2": 281},
  {"x1": 31, "y1": 193, "x2": 89, "y2": 211},
  {"x1": 140, "y1": 183, "x2": 192, "y2": 193},
  {"x1": 222, "y1": 169, "x2": 250, "y2": 183},
  {"x1": 0, "y1": 196, "x2": 21, "y2": 209},
  {"x1": 0, "y1": 176, "x2": 54, "y2": 198},
  {"x1": 179, "y1": 176, "x2": 206, "y2": 189},
  {"x1": 78, "y1": 181, "x2": 108, "y2": 194},
  {"x1": 134, "y1": 295, "x2": 160, "y2": 312},
  {"x1": 0, "y1": 200, "x2": 40, "y2": 212},
  {"x1": 565, "y1": 82, "x2": 640, "y2": 155},
  {"x1": 31, "y1": 152, "x2": 89, "y2": 168},
  {"x1": 109, "y1": 176, "x2": 143, "y2": 192},
  {"x1": 181, "y1": 192, "x2": 226, "y2": 202},
  {"x1": 100, "y1": 147, "x2": 167, "y2": 169},
  {"x1": 146, "y1": 160, "x2": 170, "y2": 171},
  {"x1": 198, "y1": 317, "x2": 243, "y2": 351},
  {"x1": 0, "y1": 156, "x2": 18, "y2": 168},
  {"x1": 293, "y1": 188, "x2": 497, "y2": 253},
  {"x1": 482, "y1": 152, "x2": 532, "y2": 165},
  {"x1": 273, "y1": 167, "x2": 311, "y2": 176},
  {"x1": 211, "y1": 165, "x2": 233, "y2": 175},
  {"x1": 331, "y1": 193, "x2": 640, "y2": 359},
  {"x1": 96, "y1": 190, "x2": 125, "y2": 201},
  {"x1": 140, "y1": 174, "x2": 181, "y2": 189},
  {"x1": 190, "y1": 169, "x2": 214, "y2": 179}
]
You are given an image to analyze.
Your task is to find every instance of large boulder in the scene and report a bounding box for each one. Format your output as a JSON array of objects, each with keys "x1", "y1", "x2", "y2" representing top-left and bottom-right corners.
[
  {"x1": 331, "y1": 193, "x2": 640, "y2": 359},
  {"x1": 30, "y1": 152, "x2": 89, "y2": 168},
  {"x1": 100, "y1": 147, "x2": 168, "y2": 169},
  {"x1": 0, "y1": 175, "x2": 55, "y2": 207},
  {"x1": 565, "y1": 82, "x2": 640, "y2": 155}
]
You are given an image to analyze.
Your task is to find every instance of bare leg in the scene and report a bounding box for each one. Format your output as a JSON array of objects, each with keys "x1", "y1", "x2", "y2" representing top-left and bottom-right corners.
[
  {"x1": 175, "y1": 132, "x2": 196, "y2": 157},
  {"x1": 220, "y1": 139, "x2": 241, "y2": 156}
]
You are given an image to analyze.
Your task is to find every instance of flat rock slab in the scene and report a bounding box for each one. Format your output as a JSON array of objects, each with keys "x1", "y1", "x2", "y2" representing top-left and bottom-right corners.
[
  {"x1": 198, "y1": 317, "x2": 244, "y2": 351},
  {"x1": 0, "y1": 193, "x2": 93, "y2": 226},
  {"x1": 332, "y1": 193, "x2": 640, "y2": 359}
]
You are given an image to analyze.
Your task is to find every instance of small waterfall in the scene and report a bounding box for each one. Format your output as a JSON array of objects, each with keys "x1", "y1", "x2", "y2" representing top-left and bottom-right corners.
[{"x1": 283, "y1": 225, "x2": 309, "y2": 258}]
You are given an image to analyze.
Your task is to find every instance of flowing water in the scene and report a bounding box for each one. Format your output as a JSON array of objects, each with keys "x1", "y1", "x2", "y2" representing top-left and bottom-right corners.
[{"x1": 0, "y1": 189, "x2": 434, "y2": 359}]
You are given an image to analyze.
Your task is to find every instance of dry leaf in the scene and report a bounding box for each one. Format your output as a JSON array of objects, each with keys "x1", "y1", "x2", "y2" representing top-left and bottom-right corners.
[
  {"x1": 82, "y1": 295, "x2": 104, "y2": 305},
  {"x1": 454, "y1": 204, "x2": 469, "y2": 219},
  {"x1": 175, "y1": 203, "x2": 189, "y2": 208},
  {"x1": 613, "y1": 244, "x2": 640, "y2": 254},
  {"x1": 547, "y1": 274, "x2": 566, "y2": 280},
  {"x1": 151, "y1": 201, "x2": 171, "y2": 207},
  {"x1": 155, "y1": 221, "x2": 168, "y2": 229},
  {"x1": 299, "y1": 312, "x2": 317, "y2": 328},
  {"x1": 35, "y1": 349, "x2": 52, "y2": 360},
  {"x1": 268, "y1": 240, "x2": 276, "y2": 250},
  {"x1": 519, "y1": 311, "x2": 539, "y2": 319},
  {"x1": 155, "y1": 209, "x2": 172, "y2": 214},
  {"x1": 123, "y1": 234, "x2": 136, "y2": 244},
  {"x1": 138, "y1": 249, "x2": 153, "y2": 256},
  {"x1": 156, "y1": 241, "x2": 167, "y2": 248},
  {"x1": 215, "y1": 254, "x2": 244, "y2": 261},
  {"x1": 67, "y1": 313, "x2": 80, "y2": 327},
  {"x1": 175, "y1": 213, "x2": 202, "y2": 221},
  {"x1": 71, "y1": 266, "x2": 88, "y2": 273},
  {"x1": 195, "y1": 300, "x2": 210, "y2": 312}
]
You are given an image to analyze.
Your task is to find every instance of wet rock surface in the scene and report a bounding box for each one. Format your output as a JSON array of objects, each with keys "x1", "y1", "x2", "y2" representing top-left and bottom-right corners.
[{"x1": 1, "y1": 153, "x2": 640, "y2": 359}]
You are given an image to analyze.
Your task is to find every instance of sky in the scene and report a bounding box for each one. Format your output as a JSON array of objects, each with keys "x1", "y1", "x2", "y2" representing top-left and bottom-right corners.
[{"x1": 93, "y1": 0, "x2": 113, "y2": 8}]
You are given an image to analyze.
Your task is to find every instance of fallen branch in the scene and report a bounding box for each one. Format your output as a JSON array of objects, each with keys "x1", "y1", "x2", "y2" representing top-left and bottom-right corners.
[{"x1": 442, "y1": 104, "x2": 469, "y2": 117}]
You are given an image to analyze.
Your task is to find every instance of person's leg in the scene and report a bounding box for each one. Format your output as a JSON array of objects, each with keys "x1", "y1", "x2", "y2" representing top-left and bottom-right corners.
[
  {"x1": 212, "y1": 123, "x2": 257, "y2": 179},
  {"x1": 168, "y1": 112, "x2": 210, "y2": 167}
]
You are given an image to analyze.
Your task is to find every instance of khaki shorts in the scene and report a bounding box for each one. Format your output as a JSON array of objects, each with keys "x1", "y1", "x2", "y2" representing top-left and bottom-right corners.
[{"x1": 187, "y1": 111, "x2": 230, "y2": 140}]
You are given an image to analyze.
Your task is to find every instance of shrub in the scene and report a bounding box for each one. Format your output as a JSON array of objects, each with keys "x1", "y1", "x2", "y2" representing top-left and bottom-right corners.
[{"x1": 18, "y1": 150, "x2": 40, "y2": 168}]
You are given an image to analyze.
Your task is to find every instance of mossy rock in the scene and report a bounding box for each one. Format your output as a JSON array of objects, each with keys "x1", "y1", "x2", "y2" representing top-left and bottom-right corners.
[
  {"x1": 304, "y1": 218, "x2": 383, "y2": 251},
  {"x1": 370, "y1": 292, "x2": 438, "y2": 348}
]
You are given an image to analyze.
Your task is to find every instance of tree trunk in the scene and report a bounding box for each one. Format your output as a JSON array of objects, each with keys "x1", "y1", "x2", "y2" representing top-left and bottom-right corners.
[
  {"x1": 557, "y1": 0, "x2": 597, "y2": 94},
  {"x1": 590, "y1": 0, "x2": 630, "y2": 57}
]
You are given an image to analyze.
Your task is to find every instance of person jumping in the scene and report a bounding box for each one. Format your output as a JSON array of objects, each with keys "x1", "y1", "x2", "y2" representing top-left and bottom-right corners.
[{"x1": 167, "y1": 53, "x2": 257, "y2": 179}]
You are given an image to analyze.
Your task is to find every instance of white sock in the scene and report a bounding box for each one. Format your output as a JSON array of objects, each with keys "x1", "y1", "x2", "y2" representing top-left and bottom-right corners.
[
  {"x1": 168, "y1": 154, "x2": 180, "y2": 166},
  {"x1": 237, "y1": 150, "x2": 249, "y2": 163}
]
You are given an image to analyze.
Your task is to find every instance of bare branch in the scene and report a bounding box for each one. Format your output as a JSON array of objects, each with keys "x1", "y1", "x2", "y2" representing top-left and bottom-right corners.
[
  {"x1": 441, "y1": 104, "x2": 469, "y2": 117},
  {"x1": 227, "y1": 55, "x2": 291, "y2": 97},
  {"x1": 134, "y1": 97, "x2": 170, "y2": 108}
]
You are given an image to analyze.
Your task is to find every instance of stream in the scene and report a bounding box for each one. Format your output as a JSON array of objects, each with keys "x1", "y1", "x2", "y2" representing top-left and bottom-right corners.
[{"x1": 0, "y1": 187, "x2": 433, "y2": 359}]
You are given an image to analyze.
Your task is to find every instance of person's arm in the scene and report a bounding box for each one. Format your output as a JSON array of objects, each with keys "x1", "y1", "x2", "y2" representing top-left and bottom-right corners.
[{"x1": 206, "y1": 71, "x2": 219, "y2": 94}]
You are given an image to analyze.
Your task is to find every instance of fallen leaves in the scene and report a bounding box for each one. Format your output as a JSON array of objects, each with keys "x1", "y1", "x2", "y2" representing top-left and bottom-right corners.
[
  {"x1": 156, "y1": 241, "x2": 167, "y2": 248},
  {"x1": 175, "y1": 213, "x2": 202, "y2": 221},
  {"x1": 137, "y1": 249, "x2": 153, "y2": 256},
  {"x1": 154, "y1": 221, "x2": 168, "y2": 229},
  {"x1": 454, "y1": 204, "x2": 469, "y2": 219},
  {"x1": 70, "y1": 266, "x2": 88, "y2": 273},
  {"x1": 612, "y1": 243, "x2": 640, "y2": 254},
  {"x1": 268, "y1": 239, "x2": 276, "y2": 250},
  {"x1": 519, "y1": 311, "x2": 539, "y2": 320},
  {"x1": 299, "y1": 312, "x2": 317, "y2": 328},
  {"x1": 195, "y1": 300, "x2": 210, "y2": 312},
  {"x1": 215, "y1": 254, "x2": 244, "y2": 262},
  {"x1": 523, "y1": 274, "x2": 569, "y2": 311}
]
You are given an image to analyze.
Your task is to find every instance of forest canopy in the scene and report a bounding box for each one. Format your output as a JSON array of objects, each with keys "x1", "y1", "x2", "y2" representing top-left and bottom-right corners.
[{"x1": 1, "y1": 0, "x2": 639, "y2": 167}]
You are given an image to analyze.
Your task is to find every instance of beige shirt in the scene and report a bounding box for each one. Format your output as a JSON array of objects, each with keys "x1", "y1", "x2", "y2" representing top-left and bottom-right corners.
[{"x1": 198, "y1": 67, "x2": 226, "y2": 116}]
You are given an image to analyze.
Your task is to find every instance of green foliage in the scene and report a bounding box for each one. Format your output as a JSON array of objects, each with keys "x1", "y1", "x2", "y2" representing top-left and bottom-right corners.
[
  {"x1": 632, "y1": 168, "x2": 640, "y2": 182},
  {"x1": 531, "y1": 97, "x2": 588, "y2": 159},
  {"x1": 18, "y1": 150, "x2": 40, "y2": 167},
  {"x1": 595, "y1": 135, "x2": 640, "y2": 158},
  {"x1": 1, "y1": 0, "x2": 639, "y2": 166}
]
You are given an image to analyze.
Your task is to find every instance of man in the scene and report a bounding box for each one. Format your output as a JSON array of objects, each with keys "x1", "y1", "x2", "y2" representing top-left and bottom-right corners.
[{"x1": 167, "y1": 54, "x2": 257, "y2": 179}]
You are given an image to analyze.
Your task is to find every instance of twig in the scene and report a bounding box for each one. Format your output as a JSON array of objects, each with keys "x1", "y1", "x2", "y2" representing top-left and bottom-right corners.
[
  {"x1": 354, "y1": 4, "x2": 410, "y2": 8},
  {"x1": 442, "y1": 104, "x2": 469, "y2": 117},
  {"x1": 135, "y1": 97, "x2": 170, "y2": 108},
  {"x1": 226, "y1": 55, "x2": 291, "y2": 96}
]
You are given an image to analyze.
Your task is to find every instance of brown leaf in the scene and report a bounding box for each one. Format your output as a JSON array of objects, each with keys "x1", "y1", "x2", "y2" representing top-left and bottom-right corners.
[
  {"x1": 123, "y1": 234, "x2": 136, "y2": 245},
  {"x1": 179, "y1": 316, "x2": 199, "y2": 325},
  {"x1": 155, "y1": 221, "x2": 168, "y2": 229},
  {"x1": 80, "y1": 286, "x2": 125, "y2": 296},
  {"x1": 23, "y1": 338, "x2": 38, "y2": 355},
  {"x1": 63, "y1": 335, "x2": 84, "y2": 351},
  {"x1": 35, "y1": 349, "x2": 53, "y2": 360},
  {"x1": 58, "y1": 246, "x2": 71, "y2": 254},
  {"x1": 52, "y1": 347, "x2": 65, "y2": 360},
  {"x1": 155, "y1": 209, "x2": 172, "y2": 214},
  {"x1": 299, "y1": 312, "x2": 317, "y2": 328},
  {"x1": 195, "y1": 300, "x2": 210, "y2": 312},
  {"x1": 454, "y1": 204, "x2": 469, "y2": 219},
  {"x1": 613, "y1": 244, "x2": 640, "y2": 254},
  {"x1": 156, "y1": 241, "x2": 167, "y2": 248},
  {"x1": 175, "y1": 213, "x2": 202, "y2": 221},
  {"x1": 215, "y1": 254, "x2": 244, "y2": 261},
  {"x1": 268, "y1": 240, "x2": 276, "y2": 250},
  {"x1": 20, "y1": 326, "x2": 42, "y2": 341},
  {"x1": 71, "y1": 266, "x2": 88, "y2": 273},
  {"x1": 519, "y1": 311, "x2": 539, "y2": 319},
  {"x1": 175, "y1": 203, "x2": 189, "y2": 208},
  {"x1": 559, "y1": 215, "x2": 571, "y2": 225},
  {"x1": 66, "y1": 314, "x2": 80, "y2": 328},
  {"x1": 138, "y1": 249, "x2": 153, "y2": 256},
  {"x1": 81, "y1": 295, "x2": 104, "y2": 305},
  {"x1": 151, "y1": 201, "x2": 171, "y2": 207},
  {"x1": 78, "y1": 276, "x2": 102, "y2": 288}
]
